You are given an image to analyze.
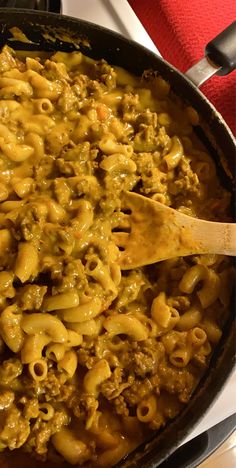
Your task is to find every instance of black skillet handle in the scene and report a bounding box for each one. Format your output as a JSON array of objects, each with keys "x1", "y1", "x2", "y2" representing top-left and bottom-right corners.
[
  {"x1": 206, "y1": 21, "x2": 236, "y2": 75},
  {"x1": 185, "y1": 21, "x2": 236, "y2": 87}
]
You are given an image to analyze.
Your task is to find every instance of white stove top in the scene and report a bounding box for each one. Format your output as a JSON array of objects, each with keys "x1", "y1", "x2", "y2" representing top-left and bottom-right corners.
[
  {"x1": 62, "y1": 0, "x2": 160, "y2": 54},
  {"x1": 62, "y1": 0, "x2": 236, "y2": 445}
]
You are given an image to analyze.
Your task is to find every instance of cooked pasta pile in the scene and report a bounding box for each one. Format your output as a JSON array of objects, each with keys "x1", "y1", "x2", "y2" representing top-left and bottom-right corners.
[{"x1": 0, "y1": 45, "x2": 234, "y2": 467}]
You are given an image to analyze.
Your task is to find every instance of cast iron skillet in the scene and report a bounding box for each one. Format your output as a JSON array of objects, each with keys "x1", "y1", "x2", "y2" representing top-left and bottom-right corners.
[{"x1": 0, "y1": 9, "x2": 235, "y2": 468}]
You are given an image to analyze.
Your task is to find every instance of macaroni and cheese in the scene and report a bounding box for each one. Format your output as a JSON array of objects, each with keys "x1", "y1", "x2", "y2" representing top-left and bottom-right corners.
[{"x1": 0, "y1": 45, "x2": 234, "y2": 467}]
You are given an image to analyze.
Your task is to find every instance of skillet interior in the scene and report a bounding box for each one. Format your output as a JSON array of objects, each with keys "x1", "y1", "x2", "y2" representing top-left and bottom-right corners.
[{"x1": 0, "y1": 9, "x2": 235, "y2": 468}]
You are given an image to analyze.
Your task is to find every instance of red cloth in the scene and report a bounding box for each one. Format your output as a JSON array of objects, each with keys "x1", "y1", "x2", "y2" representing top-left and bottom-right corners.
[{"x1": 128, "y1": 0, "x2": 236, "y2": 135}]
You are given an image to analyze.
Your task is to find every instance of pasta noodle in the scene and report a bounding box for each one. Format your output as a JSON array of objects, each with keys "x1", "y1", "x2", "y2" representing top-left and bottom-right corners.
[{"x1": 28, "y1": 359, "x2": 48, "y2": 381}]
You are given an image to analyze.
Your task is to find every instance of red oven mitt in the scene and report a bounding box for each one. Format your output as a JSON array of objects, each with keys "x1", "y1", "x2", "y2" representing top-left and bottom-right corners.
[{"x1": 128, "y1": 0, "x2": 236, "y2": 135}]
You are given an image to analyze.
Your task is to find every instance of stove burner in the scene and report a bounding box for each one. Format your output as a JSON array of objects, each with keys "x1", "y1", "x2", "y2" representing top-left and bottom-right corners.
[{"x1": 0, "y1": 0, "x2": 61, "y2": 12}]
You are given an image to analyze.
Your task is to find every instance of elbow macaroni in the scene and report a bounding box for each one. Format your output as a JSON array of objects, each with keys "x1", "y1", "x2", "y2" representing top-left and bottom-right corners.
[
  {"x1": 0, "y1": 304, "x2": 24, "y2": 353},
  {"x1": 179, "y1": 264, "x2": 221, "y2": 308},
  {"x1": 21, "y1": 313, "x2": 68, "y2": 343},
  {"x1": 21, "y1": 333, "x2": 50, "y2": 364},
  {"x1": 83, "y1": 359, "x2": 111, "y2": 397},
  {"x1": 14, "y1": 242, "x2": 38, "y2": 282},
  {"x1": 58, "y1": 297, "x2": 102, "y2": 323},
  {"x1": 103, "y1": 314, "x2": 148, "y2": 341}
]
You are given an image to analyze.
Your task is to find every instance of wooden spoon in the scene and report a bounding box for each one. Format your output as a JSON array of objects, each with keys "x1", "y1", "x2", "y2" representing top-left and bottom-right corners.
[{"x1": 113, "y1": 191, "x2": 236, "y2": 270}]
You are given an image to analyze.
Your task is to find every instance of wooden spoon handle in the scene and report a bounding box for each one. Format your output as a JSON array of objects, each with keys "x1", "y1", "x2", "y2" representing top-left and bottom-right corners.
[{"x1": 190, "y1": 219, "x2": 236, "y2": 256}]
